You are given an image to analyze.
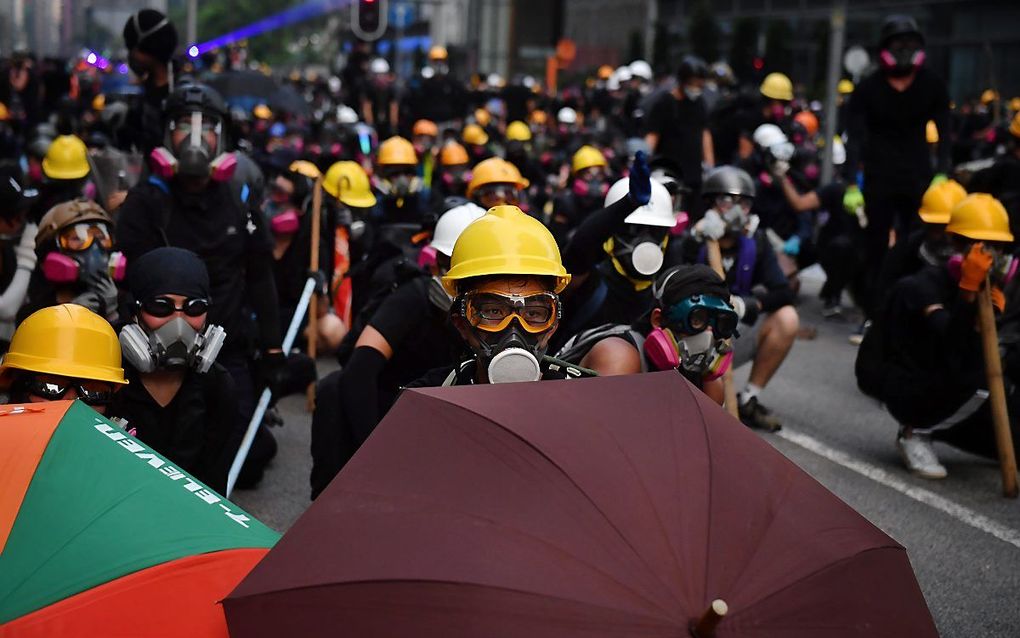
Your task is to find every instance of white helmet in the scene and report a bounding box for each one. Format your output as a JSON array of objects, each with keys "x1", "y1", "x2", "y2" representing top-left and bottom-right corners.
[
  {"x1": 831, "y1": 135, "x2": 846, "y2": 166},
  {"x1": 337, "y1": 105, "x2": 359, "y2": 124},
  {"x1": 614, "y1": 66, "x2": 633, "y2": 83},
  {"x1": 369, "y1": 58, "x2": 390, "y2": 74},
  {"x1": 604, "y1": 178, "x2": 675, "y2": 227},
  {"x1": 752, "y1": 123, "x2": 794, "y2": 160},
  {"x1": 327, "y1": 76, "x2": 342, "y2": 94},
  {"x1": 421, "y1": 66, "x2": 436, "y2": 79},
  {"x1": 629, "y1": 60, "x2": 653, "y2": 80},
  {"x1": 521, "y1": 75, "x2": 537, "y2": 89},
  {"x1": 486, "y1": 73, "x2": 505, "y2": 88},
  {"x1": 431, "y1": 203, "x2": 486, "y2": 257},
  {"x1": 557, "y1": 106, "x2": 578, "y2": 125}
]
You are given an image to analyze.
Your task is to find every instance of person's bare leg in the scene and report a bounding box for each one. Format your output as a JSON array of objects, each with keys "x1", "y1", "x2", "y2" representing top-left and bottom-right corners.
[{"x1": 748, "y1": 305, "x2": 799, "y2": 389}]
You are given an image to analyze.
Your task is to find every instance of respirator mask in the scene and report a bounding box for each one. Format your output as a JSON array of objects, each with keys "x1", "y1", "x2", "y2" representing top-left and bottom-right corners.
[
  {"x1": 459, "y1": 290, "x2": 559, "y2": 383},
  {"x1": 880, "y1": 37, "x2": 926, "y2": 78},
  {"x1": 119, "y1": 296, "x2": 226, "y2": 373},
  {"x1": 607, "y1": 227, "x2": 668, "y2": 280},
  {"x1": 42, "y1": 222, "x2": 127, "y2": 284},
  {"x1": 150, "y1": 111, "x2": 237, "y2": 182}
]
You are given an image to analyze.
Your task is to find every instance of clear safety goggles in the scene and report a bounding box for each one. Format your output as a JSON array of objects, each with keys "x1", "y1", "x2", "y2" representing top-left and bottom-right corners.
[
  {"x1": 57, "y1": 222, "x2": 113, "y2": 252},
  {"x1": 168, "y1": 112, "x2": 222, "y2": 150},
  {"x1": 713, "y1": 194, "x2": 753, "y2": 214},
  {"x1": 474, "y1": 183, "x2": 520, "y2": 206},
  {"x1": 462, "y1": 291, "x2": 559, "y2": 334}
]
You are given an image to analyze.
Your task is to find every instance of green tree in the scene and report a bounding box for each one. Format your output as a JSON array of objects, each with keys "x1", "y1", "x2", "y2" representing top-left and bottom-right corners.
[{"x1": 688, "y1": 1, "x2": 720, "y2": 63}]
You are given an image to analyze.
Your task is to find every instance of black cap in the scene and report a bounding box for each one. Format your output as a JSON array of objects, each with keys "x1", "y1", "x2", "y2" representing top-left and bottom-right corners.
[
  {"x1": 123, "y1": 9, "x2": 178, "y2": 64},
  {"x1": 653, "y1": 264, "x2": 730, "y2": 306},
  {"x1": 128, "y1": 247, "x2": 210, "y2": 302},
  {"x1": 879, "y1": 15, "x2": 924, "y2": 47}
]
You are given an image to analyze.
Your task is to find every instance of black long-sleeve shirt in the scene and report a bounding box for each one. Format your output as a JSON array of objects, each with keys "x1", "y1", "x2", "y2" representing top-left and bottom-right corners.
[
  {"x1": 116, "y1": 178, "x2": 282, "y2": 354},
  {"x1": 844, "y1": 67, "x2": 951, "y2": 190}
]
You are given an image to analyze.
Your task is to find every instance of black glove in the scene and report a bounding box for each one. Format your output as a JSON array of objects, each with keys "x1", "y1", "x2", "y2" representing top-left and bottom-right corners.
[
  {"x1": 254, "y1": 350, "x2": 287, "y2": 397},
  {"x1": 308, "y1": 270, "x2": 329, "y2": 296}
]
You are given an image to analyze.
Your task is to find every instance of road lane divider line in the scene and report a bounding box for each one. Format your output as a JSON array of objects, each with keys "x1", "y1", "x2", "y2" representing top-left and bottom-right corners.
[{"x1": 776, "y1": 429, "x2": 1020, "y2": 551}]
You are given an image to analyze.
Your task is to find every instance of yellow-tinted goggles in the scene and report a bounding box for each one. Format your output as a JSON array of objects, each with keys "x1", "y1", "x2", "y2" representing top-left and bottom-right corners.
[
  {"x1": 58, "y1": 222, "x2": 113, "y2": 252},
  {"x1": 463, "y1": 291, "x2": 559, "y2": 334}
]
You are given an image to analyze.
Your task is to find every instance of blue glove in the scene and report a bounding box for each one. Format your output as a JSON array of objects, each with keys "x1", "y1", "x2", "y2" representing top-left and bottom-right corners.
[
  {"x1": 628, "y1": 150, "x2": 651, "y2": 206},
  {"x1": 783, "y1": 235, "x2": 801, "y2": 256}
]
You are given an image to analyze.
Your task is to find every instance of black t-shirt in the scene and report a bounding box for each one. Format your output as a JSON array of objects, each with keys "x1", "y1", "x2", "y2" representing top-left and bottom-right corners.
[
  {"x1": 116, "y1": 179, "x2": 279, "y2": 353},
  {"x1": 502, "y1": 84, "x2": 533, "y2": 122},
  {"x1": 646, "y1": 92, "x2": 708, "y2": 188},
  {"x1": 109, "y1": 362, "x2": 237, "y2": 494},
  {"x1": 846, "y1": 68, "x2": 950, "y2": 189},
  {"x1": 368, "y1": 275, "x2": 465, "y2": 404}
]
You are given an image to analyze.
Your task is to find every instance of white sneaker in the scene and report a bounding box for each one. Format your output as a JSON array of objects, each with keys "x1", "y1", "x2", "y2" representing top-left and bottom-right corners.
[{"x1": 896, "y1": 434, "x2": 947, "y2": 479}]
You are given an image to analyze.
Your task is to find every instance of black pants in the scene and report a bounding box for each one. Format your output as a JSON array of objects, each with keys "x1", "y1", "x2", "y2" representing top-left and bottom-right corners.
[
  {"x1": 818, "y1": 232, "x2": 863, "y2": 304},
  {"x1": 861, "y1": 184, "x2": 925, "y2": 318}
]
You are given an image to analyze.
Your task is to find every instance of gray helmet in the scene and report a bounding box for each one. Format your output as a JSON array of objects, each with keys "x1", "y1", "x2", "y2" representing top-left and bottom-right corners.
[{"x1": 702, "y1": 166, "x2": 755, "y2": 200}]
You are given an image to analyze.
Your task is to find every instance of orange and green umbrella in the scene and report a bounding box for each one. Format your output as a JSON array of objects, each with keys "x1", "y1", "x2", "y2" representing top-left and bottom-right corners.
[{"x1": 0, "y1": 400, "x2": 279, "y2": 637}]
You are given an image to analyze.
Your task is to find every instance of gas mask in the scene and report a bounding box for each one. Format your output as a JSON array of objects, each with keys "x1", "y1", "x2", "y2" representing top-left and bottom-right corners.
[
  {"x1": 919, "y1": 235, "x2": 955, "y2": 267},
  {"x1": 119, "y1": 317, "x2": 226, "y2": 373},
  {"x1": 378, "y1": 172, "x2": 423, "y2": 198},
  {"x1": 606, "y1": 229, "x2": 668, "y2": 281},
  {"x1": 264, "y1": 200, "x2": 302, "y2": 236},
  {"x1": 441, "y1": 168, "x2": 470, "y2": 193},
  {"x1": 880, "y1": 45, "x2": 925, "y2": 78},
  {"x1": 946, "y1": 245, "x2": 1018, "y2": 288},
  {"x1": 572, "y1": 176, "x2": 609, "y2": 206},
  {"x1": 43, "y1": 222, "x2": 126, "y2": 284},
  {"x1": 712, "y1": 194, "x2": 754, "y2": 234},
  {"x1": 460, "y1": 289, "x2": 559, "y2": 383},
  {"x1": 151, "y1": 111, "x2": 236, "y2": 182}
]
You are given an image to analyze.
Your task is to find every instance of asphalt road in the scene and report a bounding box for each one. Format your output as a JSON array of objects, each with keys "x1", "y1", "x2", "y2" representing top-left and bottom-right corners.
[{"x1": 232, "y1": 268, "x2": 1020, "y2": 637}]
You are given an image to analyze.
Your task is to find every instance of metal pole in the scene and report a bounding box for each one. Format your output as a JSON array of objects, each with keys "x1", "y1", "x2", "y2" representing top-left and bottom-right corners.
[
  {"x1": 187, "y1": 0, "x2": 198, "y2": 47},
  {"x1": 644, "y1": 0, "x2": 658, "y2": 63},
  {"x1": 820, "y1": 2, "x2": 845, "y2": 186}
]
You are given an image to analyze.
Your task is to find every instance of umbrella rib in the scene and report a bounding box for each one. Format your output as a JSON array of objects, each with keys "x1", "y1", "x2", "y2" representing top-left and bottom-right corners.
[
  {"x1": 230, "y1": 576, "x2": 682, "y2": 628},
  {"x1": 417, "y1": 393, "x2": 688, "y2": 613},
  {"x1": 725, "y1": 545, "x2": 906, "y2": 619}
]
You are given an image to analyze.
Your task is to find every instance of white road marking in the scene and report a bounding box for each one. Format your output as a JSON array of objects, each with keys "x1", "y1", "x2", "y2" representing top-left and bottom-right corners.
[{"x1": 776, "y1": 428, "x2": 1020, "y2": 551}]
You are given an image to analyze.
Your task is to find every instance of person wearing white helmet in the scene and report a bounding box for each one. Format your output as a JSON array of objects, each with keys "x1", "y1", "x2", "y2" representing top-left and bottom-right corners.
[
  {"x1": 310, "y1": 200, "x2": 485, "y2": 499},
  {"x1": 629, "y1": 60, "x2": 653, "y2": 83},
  {"x1": 362, "y1": 57, "x2": 398, "y2": 138},
  {"x1": 553, "y1": 152, "x2": 680, "y2": 349}
]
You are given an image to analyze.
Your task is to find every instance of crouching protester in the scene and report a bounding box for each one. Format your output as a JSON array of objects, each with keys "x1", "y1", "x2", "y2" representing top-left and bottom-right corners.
[
  {"x1": 556, "y1": 264, "x2": 738, "y2": 405},
  {"x1": 0, "y1": 304, "x2": 127, "y2": 415},
  {"x1": 108, "y1": 247, "x2": 236, "y2": 494},
  {"x1": 684, "y1": 166, "x2": 798, "y2": 431},
  {"x1": 857, "y1": 194, "x2": 1020, "y2": 479},
  {"x1": 408, "y1": 204, "x2": 595, "y2": 387}
]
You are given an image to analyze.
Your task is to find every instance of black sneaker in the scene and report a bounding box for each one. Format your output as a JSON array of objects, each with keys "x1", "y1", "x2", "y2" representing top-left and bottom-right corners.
[
  {"x1": 821, "y1": 298, "x2": 843, "y2": 319},
  {"x1": 738, "y1": 396, "x2": 782, "y2": 432}
]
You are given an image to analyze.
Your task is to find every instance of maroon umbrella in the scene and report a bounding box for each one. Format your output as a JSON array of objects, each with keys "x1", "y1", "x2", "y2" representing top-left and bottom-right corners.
[{"x1": 225, "y1": 371, "x2": 937, "y2": 637}]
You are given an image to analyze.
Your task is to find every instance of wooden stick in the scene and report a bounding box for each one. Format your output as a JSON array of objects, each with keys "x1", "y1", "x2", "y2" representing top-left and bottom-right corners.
[
  {"x1": 705, "y1": 239, "x2": 740, "y2": 419},
  {"x1": 306, "y1": 177, "x2": 323, "y2": 412},
  {"x1": 690, "y1": 599, "x2": 728, "y2": 638},
  {"x1": 977, "y1": 273, "x2": 1018, "y2": 498}
]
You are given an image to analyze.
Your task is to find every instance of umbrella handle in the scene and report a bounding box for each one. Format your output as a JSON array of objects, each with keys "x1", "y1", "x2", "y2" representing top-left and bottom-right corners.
[{"x1": 690, "y1": 599, "x2": 728, "y2": 638}]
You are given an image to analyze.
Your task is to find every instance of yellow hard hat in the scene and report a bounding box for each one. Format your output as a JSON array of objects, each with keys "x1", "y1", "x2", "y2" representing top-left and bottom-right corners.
[
  {"x1": 760, "y1": 72, "x2": 793, "y2": 101},
  {"x1": 442, "y1": 205, "x2": 571, "y2": 296},
  {"x1": 926, "y1": 120, "x2": 939, "y2": 144},
  {"x1": 253, "y1": 104, "x2": 273, "y2": 120},
  {"x1": 466, "y1": 157, "x2": 529, "y2": 199},
  {"x1": 571, "y1": 145, "x2": 607, "y2": 174},
  {"x1": 42, "y1": 135, "x2": 90, "y2": 180},
  {"x1": 947, "y1": 194, "x2": 1014, "y2": 243},
  {"x1": 506, "y1": 121, "x2": 532, "y2": 142},
  {"x1": 837, "y1": 79, "x2": 854, "y2": 95},
  {"x1": 474, "y1": 108, "x2": 491, "y2": 127},
  {"x1": 288, "y1": 159, "x2": 322, "y2": 180},
  {"x1": 439, "y1": 142, "x2": 469, "y2": 166},
  {"x1": 980, "y1": 89, "x2": 999, "y2": 105},
  {"x1": 91, "y1": 94, "x2": 105, "y2": 112},
  {"x1": 918, "y1": 179, "x2": 966, "y2": 224},
  {"x1": 36, "y1": 199, "x2": 112, "y2": 249},
  {"x1": 428, "y1": 45, "x2": 448, "y2": 61},
  {"x1": 1009, "y1": 112, "x2": 1020, "y2": 139},
  {"x1": 597, "y1": 64, "x2": 614, "y2": 80},
  {"x1": 463, "y1": 123, "x2": 489, "y2": 146},
  {"x1": 0, "y1": 304, "x2": 127, "y2": 387},
  {"x1": 0, "y1": 102, "x2": 8, "y2": 121},
  {"x1": 412, "y1": 119, "x2": 439, "y2": 137},
  {"x1": 324, "y1": 160, "x2": 377, "y2": 208},
  {"x1": 377, "y1": 136, "x2": 418, "y2": 166},
  {"x1": 1010, "y1": 97, "x2": 1020, "y2": 113}
]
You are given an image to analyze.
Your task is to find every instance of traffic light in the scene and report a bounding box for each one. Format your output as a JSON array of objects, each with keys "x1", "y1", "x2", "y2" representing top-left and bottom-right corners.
[{"x1": 352, "y1": 0, "x2": 388, "y2": 41}]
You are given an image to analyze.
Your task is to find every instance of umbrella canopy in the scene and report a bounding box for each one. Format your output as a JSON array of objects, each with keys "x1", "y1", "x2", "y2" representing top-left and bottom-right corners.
[
  {"x1": 225, "y1": 371, "x2": 937, "y2": 637},
  {"x1": 204, "y1": 71, "x2": 310, "y2": 117},
  {"x1": 0, "y1": 401, "x2": 278, "y2": 636}
]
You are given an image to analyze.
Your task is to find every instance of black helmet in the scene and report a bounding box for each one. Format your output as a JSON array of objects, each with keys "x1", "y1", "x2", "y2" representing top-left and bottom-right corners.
[
  {"x1": 702, "y1": 166, "x2": 756, "y2": 199},
  {"x1": 165, "y1": 83, "x2": 228, "y2": 121},
  {"x1": 677, "y1": 55, "x2": 708, "y2": 83},
  {"x1": 879, "y1": 15, "x2": 924, "y2": 48}
]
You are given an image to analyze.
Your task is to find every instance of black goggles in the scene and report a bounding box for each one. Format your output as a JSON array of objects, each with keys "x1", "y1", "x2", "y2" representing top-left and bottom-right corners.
[
  {"x1": 24, "y1": 376, "x2": 116, "y2": 406},
  {"x1": 139, "y1": 296, "x2": 210, "y2": 318}
]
